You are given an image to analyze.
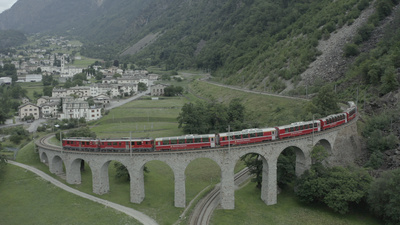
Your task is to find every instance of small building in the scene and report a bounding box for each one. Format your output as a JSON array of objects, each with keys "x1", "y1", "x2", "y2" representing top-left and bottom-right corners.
[
  {"x1": 0, "y1": 77, "x2": 12, "y2": 85},
  {"x1": 18, "y1": 103, "x2": 41, "y2": 120},
  {"x1": 26, "y1": 74, "x2": 43, "y2": 82},
  {"x1": 151, "y1": 84, "x2": 168, "y2": 96},
  {"x1": 41, "y1": 101, "x2": 60, "y2": 118}
]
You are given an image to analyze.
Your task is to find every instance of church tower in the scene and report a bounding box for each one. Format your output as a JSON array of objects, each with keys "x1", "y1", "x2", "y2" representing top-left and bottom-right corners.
[{"x1": 61, "y1": 55, "x2": 65, "y2": 74}]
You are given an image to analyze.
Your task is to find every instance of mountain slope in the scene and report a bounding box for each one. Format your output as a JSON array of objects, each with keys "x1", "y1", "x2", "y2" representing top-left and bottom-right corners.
[{"x1": 1, "y1": 0, "x2": 399, "y2": 95}]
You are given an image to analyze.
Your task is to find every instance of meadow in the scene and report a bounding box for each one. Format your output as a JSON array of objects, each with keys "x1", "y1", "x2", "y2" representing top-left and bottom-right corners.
[{"x1": 0, "y1": 75, "x2": 383, "y2": 224}]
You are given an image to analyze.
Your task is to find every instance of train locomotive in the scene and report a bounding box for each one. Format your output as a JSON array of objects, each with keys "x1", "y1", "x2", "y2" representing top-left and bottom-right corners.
[{"x1": 62, "y1": 102, "x2": 357, "y2": 153}]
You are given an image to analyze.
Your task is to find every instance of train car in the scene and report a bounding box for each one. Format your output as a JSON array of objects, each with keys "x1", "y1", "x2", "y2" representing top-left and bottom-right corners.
[
  {"x1": 99, "y1": 138, "x2": 154, "y2": 152},
  {"x1": 155, "y1": 134, "x2": 216, "y2": 151},
  {"x1": 275, "y1": 120, "x2": 321, "y2": 139},
  {"x1": 345, "y1": 101, "x2": 357, "y2": 122},
  {"x1": 319, "y1": 112, "x2": 347, "y2": 130},
  {"x1": 217, "y1": 128, "x2": 277, "y2": 147},
  {"x1": 62, "y1": 137, "x2": 99, "y2": 151}
]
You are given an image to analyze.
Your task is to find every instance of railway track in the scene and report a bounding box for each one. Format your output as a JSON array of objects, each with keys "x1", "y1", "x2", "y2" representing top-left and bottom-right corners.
[{"x1": 190, "y1": 167, "x2": 251, "y2": 225}]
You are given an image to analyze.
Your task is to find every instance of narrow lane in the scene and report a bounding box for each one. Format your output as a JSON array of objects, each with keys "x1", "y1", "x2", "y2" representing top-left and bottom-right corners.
[{"x1": 7, "y1": 160, "x2": 159, "y2": 225}]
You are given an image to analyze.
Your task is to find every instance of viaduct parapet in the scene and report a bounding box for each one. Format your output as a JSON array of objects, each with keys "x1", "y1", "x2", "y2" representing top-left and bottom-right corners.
[{"x1": 36, "y1": 120, "x2": 360, "y2": 209}]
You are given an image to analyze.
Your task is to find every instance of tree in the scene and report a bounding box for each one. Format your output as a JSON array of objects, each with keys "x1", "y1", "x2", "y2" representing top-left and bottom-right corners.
[
  {"x1": 0, "y1": 153, "x2": 7, "y2": 172},
  {"x1": 164, "y1": 85, "x2": 184, "y2": 96},
  {"x1": 310, "y1": 85, "x2": 340, "y2": 117},
  {"x1": 368, "y1": 168, "x2": 400, "y2": 225},
  {"x1": 138, "y1": 82, "x2": 147, "y2": 92},
  {"x1": 0, "y1": 109, "x2": 7, "y2": 124},
  {"x1": 295, "y1": 166, "x2": 372, "y2": 214},
  {"x1": 42, "y1": 75, "x2": 54, "y2": 86},
  {"x1": 43, "y1": 86, "x2": 53, "y2": 97},
  {"x1": 228, "y1": 98, "x2": 246, "y2": 130},
  {"x1": 241, "y1": 154, "x2": 263, "y2": 188},
  {"x1": 311, "y1": 145, "x2": 329, "y2": 164}
]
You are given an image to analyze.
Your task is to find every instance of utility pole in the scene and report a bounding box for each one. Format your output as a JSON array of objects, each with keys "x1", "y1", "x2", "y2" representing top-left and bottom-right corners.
[
  {"x1": 130, "y1": 131, "x2": 132, "y2": 157},
  {"x1": 228, "y1": 125, "x2": 231, "y2": 152},
  {"x1": 312, "y1": 115, "x2": 315, "y2": 146}
]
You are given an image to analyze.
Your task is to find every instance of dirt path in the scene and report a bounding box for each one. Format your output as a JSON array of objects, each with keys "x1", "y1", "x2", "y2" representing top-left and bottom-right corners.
[{"x1": 7, "y1": 161, "x2": 159, "y2": 225}]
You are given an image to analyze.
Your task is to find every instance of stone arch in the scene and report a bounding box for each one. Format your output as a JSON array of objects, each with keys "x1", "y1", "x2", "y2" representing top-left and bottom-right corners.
[
  {"x1": 234, "y1": 151, "x2": 274, "y2": 206},
  {"x1": 50, "y1": 155, "x2": 64, "y2": 175},
  {"x1": 185, "y1": 157, "x2": 222, "y2": 207},
  {"x1": 66, "y1": 158, "x2": 86, "y2": 184},
  {"x1": 140, "y1": 159, "x2": 175, "y2": 205},
  {"x1": 315, "y1": 138, "x2": 332, "y2": 154},
  {"x1": 40, "y1": 151, "x2": 49, "y2": 164},
  {"x1": 314, "y1": 138, "x2": 333, "y2": 166},
  {"x1": 277, "y1": 145, "x2": 310, "y2": 177}
]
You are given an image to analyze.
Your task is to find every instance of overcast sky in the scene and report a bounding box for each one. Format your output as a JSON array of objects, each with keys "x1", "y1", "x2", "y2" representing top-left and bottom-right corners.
[{"x1": 0, "y1": 0, "x2": 18, "y2": 13}]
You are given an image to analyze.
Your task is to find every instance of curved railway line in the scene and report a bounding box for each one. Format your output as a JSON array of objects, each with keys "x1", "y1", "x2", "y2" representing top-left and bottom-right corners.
[{"x1": 190, "y1": 167, "x2": 251, "y2": 225}]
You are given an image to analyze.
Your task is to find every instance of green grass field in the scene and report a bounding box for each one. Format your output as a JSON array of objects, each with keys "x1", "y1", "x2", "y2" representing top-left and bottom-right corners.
[
  {"x1": 18, "y1": 82, "x2": 44, "y2": 100},
  {"x1": 0, "y1": 164, "x2": 141, "y2": 225},
  {"x1": 211, "y1": 185, "x2": 382, "y2": 225},
  {"x1": 1, "y1": 75, "x2": 383, "y2": 224}
]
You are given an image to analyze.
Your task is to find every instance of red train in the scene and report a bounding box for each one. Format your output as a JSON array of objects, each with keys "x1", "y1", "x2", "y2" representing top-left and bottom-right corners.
[{"x1": 62, "y1": 102, "x2": 357, "y2": 153}]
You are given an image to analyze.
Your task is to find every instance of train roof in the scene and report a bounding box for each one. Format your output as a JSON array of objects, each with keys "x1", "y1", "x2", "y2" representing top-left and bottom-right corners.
[
  {"x1": 320, "y1": 112, "x2": 346, "y2": 121},
  {"x1": 218, "y1": 127, "x2": 276, "y2": 137},
  {"x1": 63, "y1": 137, "x2": 153, "y2": 141},
  {"x1": 155, "y1": 134, "x2": 215, "y2": 141},
  {"x1": 276, "y1": 120, "x2": 320, "y2": 129}
]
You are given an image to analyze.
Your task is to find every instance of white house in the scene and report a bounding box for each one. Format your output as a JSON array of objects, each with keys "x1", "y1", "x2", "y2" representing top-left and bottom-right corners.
[
  {"x1": 58, "y1": 97, "x2": 102, "y2": 121},
  {"x1": 41, "y1": 101, "x2": 59, "y2": 118},
  {"x1": 0, "y1": 77, "x2": 12, "y2": 84},
  {"x1": 26, "y1": 74, "x2": 43, "y2": 82}
]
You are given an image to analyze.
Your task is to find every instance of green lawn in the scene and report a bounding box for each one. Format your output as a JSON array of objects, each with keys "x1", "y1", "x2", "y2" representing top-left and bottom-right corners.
[
  {"x1": 91, "y1": 96, "x2": 188, "y2": 139},
  {"x1": 0, "y1": 164, "x2": 141, "y2": 225},
  {"x1": 189, "y1": 80, "x2": 308, "y2": 127},
  {"x1": 18, "y1": 82, "x2": 44, "y2": 100},
  {"x1": 211, "y1": 184, "x2": 382, "y2": 225}
]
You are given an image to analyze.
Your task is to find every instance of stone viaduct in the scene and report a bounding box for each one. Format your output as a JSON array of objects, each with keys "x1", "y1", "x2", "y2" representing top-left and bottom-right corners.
[{"x1": 35, "y1": 120, "x2": 361, "y2": 210}]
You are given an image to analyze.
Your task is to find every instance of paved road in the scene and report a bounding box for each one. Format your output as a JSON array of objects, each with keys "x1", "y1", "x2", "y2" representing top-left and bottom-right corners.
[
  {"x1": 106, "y1": 90, "x2": 150, "y2": 110},
  {"x1": 8, "y1": 161, "x2": 159, "y2": 225}
]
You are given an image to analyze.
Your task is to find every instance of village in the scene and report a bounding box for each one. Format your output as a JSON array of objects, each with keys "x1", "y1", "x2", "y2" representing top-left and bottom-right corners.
[{"x1": 0, "y1": 36, "x2": 168, "y2": 124}]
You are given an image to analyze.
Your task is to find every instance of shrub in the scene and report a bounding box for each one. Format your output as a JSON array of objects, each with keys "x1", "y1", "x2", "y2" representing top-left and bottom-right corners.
[
  {"x1": 344, "y1": 43, "x2": 360, "y2": 57},
  {"x1": 368, "y1": 169, "x2": 400, "y2": 225}
]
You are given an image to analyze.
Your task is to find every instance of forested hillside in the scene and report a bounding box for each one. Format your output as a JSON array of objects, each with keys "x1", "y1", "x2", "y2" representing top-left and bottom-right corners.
[
  {"x1": 0, "y1": 30, "x2": 26, "y2": 50},
  {"x1": 1, "y1": 0, "x2": 399, "y2": 95}
]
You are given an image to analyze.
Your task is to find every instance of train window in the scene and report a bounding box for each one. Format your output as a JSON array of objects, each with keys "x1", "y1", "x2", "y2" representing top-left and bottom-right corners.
[
  {"x1": 113, "y1": 142, "x2": 118, "y2": 146},
  {"x1": 257, "y1": 132, "x2": 263, "y2": 137},
  {"x1": 137, "y1": 141, "x2": 142, "y2": 145},
  {"x1": 195, "y1": 138, "x2": 201, "y2": 143},
  {"x1": 187, "y1": 138, "x2": 193, "y2": 143},
  {"x1": 235, "y1": 135, "x2": 241, "y2": 139},
  {"x1": 108, "y1": 142, "x2": 112, "y2": 146},
  {"x1": 171, "y1": 139, "x2": 177, "y2": 144},
  {"x1": 285, "y1": 129, "x2": 288, "y2": 133},
  {"x1": 250, "y1": 133, "x2": 256, "y2": 137},
  {"x1": 290, "y1": 127, "x2": 294, "y2": 132},
  {"x1": 202, "y1": 138, "x2": 209, "y2": 143},
  {"x1": 314, "y1": 123, "x2": 317, "y2": 127}
]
